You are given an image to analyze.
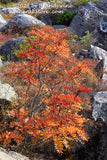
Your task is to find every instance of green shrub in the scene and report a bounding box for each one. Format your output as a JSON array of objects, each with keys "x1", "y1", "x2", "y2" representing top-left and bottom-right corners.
[
  {"x1": 80, "y1": 31, "x2": 92, "y2": 46},
  {"x1": 55, "y1": 10, "x2": 78, "y2": 26}
]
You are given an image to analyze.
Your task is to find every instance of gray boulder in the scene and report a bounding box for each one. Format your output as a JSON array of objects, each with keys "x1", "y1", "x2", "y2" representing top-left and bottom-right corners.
[
  {"x1": 0, "y1": 13, "x2": 45, "y2": 32},
  {"x1": 0, "y1": 81, "x2": 17, "y2": 102},
  {"x1": 96, "y1": 0, "x2": 107, "y2": 13},
  {"x1": 87, "y1": 45, "x2": 107, "y2": 61},
  {"x1": 91, "y1": 27, "x2": 107, "y2": 51},
  {"x1": 99, "y1": 16, "x2": 107, "y2": 34},
  {"x1": 0, "y1": 58, "x2": 2, "y2": 66},
  {"x1": 0, "y1": 14, "x2": 7, "y2": 29},
  {"x1": 0, "y1": 147, "x2": 29, "y2": 160},
  {"x1": 37, "y1": 15, "x2": 52, "y2": 25},
  {"x1": 1, "y1": 7, "x2": 22, "y2": 15},
  {"x1": 69, "y1": 2, "x2": 105, "y2": 37},
  {"x1": 76, "y1": 91, "x2": 107, "y2": 160},
  {"x1": 0, "y1": 37, "x2": 25, "y2": 61},
  {"x1": 91, "y1": 91, "x2": 107, "y2": 123},
  {"x1": 92, "y1": 15, "x2": 107, "y2": 42},
  {"x1": 91, "y1": 91, "x2": 107, "y2": 160},
  {"x1": 25, "y1": 2, "x2": 50, "y2": 11},
  {"x1": 87, "y1": 45, "x2": 107, "y2": 79},
  {"x1": 97, "y1": 43, "x2": 107, "y2": 51}
]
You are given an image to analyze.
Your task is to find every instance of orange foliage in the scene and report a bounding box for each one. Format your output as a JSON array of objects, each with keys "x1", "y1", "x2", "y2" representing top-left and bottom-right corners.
[
  {"x1": 0, "y1": 26, "x2": 98, "y2": 153},
  {"x1": 0, "y1": 32, "x2": 12, "y2": 46}
]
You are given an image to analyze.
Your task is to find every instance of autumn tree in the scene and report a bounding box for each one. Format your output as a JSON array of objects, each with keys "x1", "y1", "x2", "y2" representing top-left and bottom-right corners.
[{"x1": 0, "y1": 26, "x2": 98, "y2": 153}]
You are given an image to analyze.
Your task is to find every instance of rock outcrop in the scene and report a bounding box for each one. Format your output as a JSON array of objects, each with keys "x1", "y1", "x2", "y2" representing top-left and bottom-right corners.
[
  {"x1": 0, "y1": 13, "x2": 46, "y2": 32},
  {"x1": 0, "y1": 37, "x2": 25, "y2": 61},
  {"x1": 25, "y1": 2, "x2": 50, "y2": 12},
  {"x1": 91, "y1": 91, "x2": 107, "y2": 123},
  {"x1": 1, "y1": 7, "x2": 22, "y2": 15},
  {"x1": 37, "y1": 15, "x2": 52, "y2": 25},
  {"x1": 76, "y1": 91, "x2": 107, "y2": 160},
  {"x1": 96, "y1": 0, "x2": 107, "y2": 13},
  {"x1": 99, "y1": 15, "x2": 107, "y2": 34},
  {"x1": 0, "y1": 147, "x2": 29, "y2": 160},
  {"x1": 0, "y1": 14, "x2": 7, "y2": 29},
  {"x1": 87, "y1": 45, "x2": 107, "y2": 61},
  {"x1": 91, "y1": 15, "x2": 107, "y2": 48},
  {"x1": 69, "y1": 2, "x2": 105, "y2": 37},
  {"x1": 0, "y1": 58, "x2": 2, "y2": 66},
  {"x1": 91, "y1": 91, "x2": 107, "y2": 160},
  {"x1": 87, "y1": 45, "x2": 107, "y2": 80},
  {"x1": 0, "y1": 81, "x2": 17, "y2": 102}
]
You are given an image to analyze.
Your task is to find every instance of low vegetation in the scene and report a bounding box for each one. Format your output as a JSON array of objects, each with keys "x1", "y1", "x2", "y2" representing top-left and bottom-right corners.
[
  {"x1": 55, "y1": 10, "x2": 78, "y2": 26},
  {"x1": 0, "y1": 25, "x2": 99, "y2": 156},
  {"x1": 74, "y1": 0, "x2": 99, "y2": 6}
]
